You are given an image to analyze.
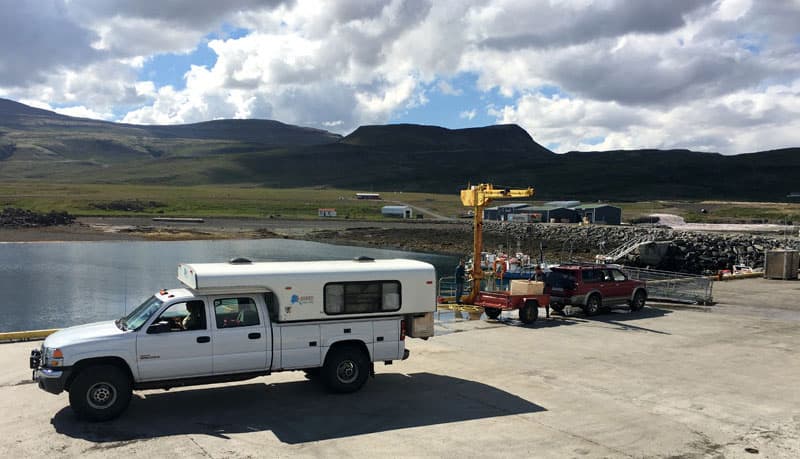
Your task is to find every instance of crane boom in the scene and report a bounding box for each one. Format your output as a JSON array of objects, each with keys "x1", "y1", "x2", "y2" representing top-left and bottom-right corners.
[{"x1": 459, "y1": 184, "x2": 535, "y2": 304}]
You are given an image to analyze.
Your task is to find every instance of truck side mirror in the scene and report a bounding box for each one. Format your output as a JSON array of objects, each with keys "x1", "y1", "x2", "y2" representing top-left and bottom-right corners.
[{"x1": 147, "y1": 321, "x2": 171, "y2": 334}]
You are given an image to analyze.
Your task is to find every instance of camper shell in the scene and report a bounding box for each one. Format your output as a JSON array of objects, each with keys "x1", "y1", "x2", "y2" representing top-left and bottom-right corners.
[
  {"x1": 178, "y1": 258, "x2": 436, "y2": 323},
  {"x1": 30, "y1": 257, "x2": 437, "y2": 422}
]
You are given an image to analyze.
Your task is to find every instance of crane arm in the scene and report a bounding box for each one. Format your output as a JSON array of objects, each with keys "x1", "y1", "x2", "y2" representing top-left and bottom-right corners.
[{"x1": 458, "y1": 184, "x2": 535, "y2": 304}]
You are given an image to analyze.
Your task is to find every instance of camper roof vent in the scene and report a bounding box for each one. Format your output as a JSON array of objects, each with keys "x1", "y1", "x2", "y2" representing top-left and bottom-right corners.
[
  {"x1": 354, "y1": 256, "x2": 375, "y2": 262},
  {"x1": 229, "y1": 257, "x2": 253, "y2": 264}
]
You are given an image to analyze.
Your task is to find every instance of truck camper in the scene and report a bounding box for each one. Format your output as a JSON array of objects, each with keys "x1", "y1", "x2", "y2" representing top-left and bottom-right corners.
[{"x1": 30, "y1": 257, "x2": 436, "y2": 421}]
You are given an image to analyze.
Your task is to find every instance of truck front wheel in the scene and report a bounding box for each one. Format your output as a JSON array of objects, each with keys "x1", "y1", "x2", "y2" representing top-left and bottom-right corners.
[
  {"x1": 322, "y1": 345, "x2": 369, "y2": 393},
  {"x1": 68, "y1": 365, "x2": 132, "y2": 421},
  {"x1": 484, "y1": 307, "x2": 502, "y2": 320}
]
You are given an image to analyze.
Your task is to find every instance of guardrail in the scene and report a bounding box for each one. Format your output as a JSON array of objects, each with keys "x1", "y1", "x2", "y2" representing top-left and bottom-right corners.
[
  {"x1": 620, "y1": 266, "x2": 714, "y2": 305},
  {"x1": 0, "y1": 329, "x2": 59, "y2": 343}
]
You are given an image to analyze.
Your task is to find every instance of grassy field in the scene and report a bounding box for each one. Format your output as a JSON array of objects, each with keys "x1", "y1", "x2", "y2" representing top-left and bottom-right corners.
[
  {"x1": 0, "y1": 182, "x2": 464, "y2": 220},
  {"x1": 1, "y1": 181, "x2": 798, "y2": 223}
]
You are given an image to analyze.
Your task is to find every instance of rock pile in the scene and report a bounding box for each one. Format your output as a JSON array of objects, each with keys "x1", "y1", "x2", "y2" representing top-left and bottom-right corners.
[
  {"x1": 483, "y1": 221, "x2": 800, "y2": 274},
  {"x1": 0, "y1": 207, "x2": 75, "y2": 227}
]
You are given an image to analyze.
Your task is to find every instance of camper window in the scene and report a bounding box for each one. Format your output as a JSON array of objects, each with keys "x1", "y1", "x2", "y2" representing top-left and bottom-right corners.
[{"x1": 324, "y1": 281, "x2": 402, "y2": 315}]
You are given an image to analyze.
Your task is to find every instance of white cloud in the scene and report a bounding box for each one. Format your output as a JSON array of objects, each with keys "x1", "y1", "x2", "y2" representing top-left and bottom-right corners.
[
  {"x1": 53, "y1": 105, "x2": 113, "y2": 120},
  {"x1": 1, "y1": 0, "x2": 799, "y2": 153},
  {"x1": 493, "y1": 79, "x2": 800, "y2": 153},
  {"x1": 459, "y1": 109, "x2": 477, "y2": 120},
  {"x1": 438, "y1": 81, "x2": 462, "y2": 96}
]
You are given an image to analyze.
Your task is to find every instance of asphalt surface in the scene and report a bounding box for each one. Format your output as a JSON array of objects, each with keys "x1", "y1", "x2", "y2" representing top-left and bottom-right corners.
[{"x1": 1, "y1": 278, "x2": 798, "y2": 458}]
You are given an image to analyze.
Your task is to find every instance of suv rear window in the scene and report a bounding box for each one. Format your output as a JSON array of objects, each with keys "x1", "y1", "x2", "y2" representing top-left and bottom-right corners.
[{"x1": 547, "y1": 269, "x2": 576, "y2": 289}]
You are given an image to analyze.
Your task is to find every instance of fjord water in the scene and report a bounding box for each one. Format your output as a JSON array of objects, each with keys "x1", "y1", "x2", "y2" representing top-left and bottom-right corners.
[{"x1": 0, "y1": 239, "x2": 455, "y2": 332}]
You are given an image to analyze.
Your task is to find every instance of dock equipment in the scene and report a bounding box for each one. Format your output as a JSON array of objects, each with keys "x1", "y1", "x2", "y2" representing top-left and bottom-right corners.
[{"x1": 460, "y1": 184, "x2": 534, "y2": 304}]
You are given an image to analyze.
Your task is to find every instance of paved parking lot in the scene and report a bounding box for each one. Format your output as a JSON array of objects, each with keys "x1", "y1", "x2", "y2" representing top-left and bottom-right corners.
[{"x1": 1, "y1": 278, "x2": 798, "y2": 458}]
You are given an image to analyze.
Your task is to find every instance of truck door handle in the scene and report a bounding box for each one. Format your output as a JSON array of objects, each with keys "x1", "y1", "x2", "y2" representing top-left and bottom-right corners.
[
  {"x1": 377, "y1": 336, "x2": 384, "y2": 342},
  {"x1": 309, "y1": 341, "x2": 317, "y2": 347},
  {"x1": 248, "y1": 332, "x2": 261, "y2": 340},
  {"x1": 344, "y1": 328, "x2": 351, "y2": 333},
  {"x1": 197, "y1": 336, "x2": 210, "y2": 343}
]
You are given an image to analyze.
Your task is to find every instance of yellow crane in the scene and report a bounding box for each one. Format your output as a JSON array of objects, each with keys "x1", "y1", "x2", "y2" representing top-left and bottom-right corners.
[{"x1": 459, "y1": 183, "x2": 535, "y2": 304}]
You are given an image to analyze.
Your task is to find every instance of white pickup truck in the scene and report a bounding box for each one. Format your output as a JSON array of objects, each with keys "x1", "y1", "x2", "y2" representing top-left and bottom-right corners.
[{"x1": 30, "y1": 257, "x2": 436, "y2": 421}]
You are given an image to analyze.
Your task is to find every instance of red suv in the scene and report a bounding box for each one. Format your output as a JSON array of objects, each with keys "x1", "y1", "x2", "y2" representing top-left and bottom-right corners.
[{"x1": 545, "y1": 264, "x2": 647, "y2": 315}]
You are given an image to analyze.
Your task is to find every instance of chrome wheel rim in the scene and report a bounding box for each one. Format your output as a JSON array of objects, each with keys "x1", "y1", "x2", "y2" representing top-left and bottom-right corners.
[
  {"x1": 86, "y1": 382, "x2": 117, "y2": 410},
  {"x1": 336, "y1": 360, "x2": 358, "y2": 384}
]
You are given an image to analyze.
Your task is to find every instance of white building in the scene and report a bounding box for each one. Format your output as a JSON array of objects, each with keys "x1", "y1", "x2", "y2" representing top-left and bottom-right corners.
[{"x1": 382, "y1": 205, "x2": 413, "y2": 219}]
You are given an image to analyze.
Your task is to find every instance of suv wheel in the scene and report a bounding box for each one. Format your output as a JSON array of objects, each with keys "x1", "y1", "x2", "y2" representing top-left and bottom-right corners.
[
  {"x1": 630, "y1": 291, "x2": 646, "y2": 312},
  {"x1": 322, "y1": 345, "x2": 369, "y2": 393},
  {"x1": 484, "y1": 307, "x2": 502, "y2": 320},
  {"x1": 68, "y1": 364, "x2": 132, "y2": 421},
  {"x1": 583, "y1": 294, "x2": 601, "y2": 316},
  {"x1": 519, "y1": 300, "x2": 539, "y2": 324}
]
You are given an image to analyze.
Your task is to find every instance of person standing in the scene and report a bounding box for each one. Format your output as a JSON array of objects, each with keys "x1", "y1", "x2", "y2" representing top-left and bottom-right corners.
[
  {"x1": 454, "y1": 259, "x2": 466, "y2": 305},
  {"x1": 532, "y1": 265, "x2": 550, "y2": 318},
  {"x1": 533, "y1": 265, "x2": 545, "y2": 281}
]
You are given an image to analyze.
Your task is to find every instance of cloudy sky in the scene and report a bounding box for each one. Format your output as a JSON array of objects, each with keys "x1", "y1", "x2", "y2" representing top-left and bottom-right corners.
[{"x1": 1, "y1": 0, "x2": 799, "y2": 154}]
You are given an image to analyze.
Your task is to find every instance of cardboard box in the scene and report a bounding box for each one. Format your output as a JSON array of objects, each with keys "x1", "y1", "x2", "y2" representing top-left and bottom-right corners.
[
  {"x1": 406, "y1": 312, "x2": 434, "y2": 338},
  {"x1": 510, "y1": 280, "x2": 544, "y2": 295}
]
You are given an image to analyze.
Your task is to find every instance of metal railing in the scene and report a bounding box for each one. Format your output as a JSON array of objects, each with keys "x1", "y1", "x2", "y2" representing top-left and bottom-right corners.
[
  {"x1": 596, "y1": 234, "x2": 655, "y2": 263},
  {"x1": 620, "y1": 266, "x2": 714, "y2": 305}
]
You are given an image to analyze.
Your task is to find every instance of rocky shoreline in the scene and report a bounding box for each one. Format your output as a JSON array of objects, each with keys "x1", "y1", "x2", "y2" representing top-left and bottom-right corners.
[{"x1": 2, "y1": 214, "x2": 798, "y2": 274}]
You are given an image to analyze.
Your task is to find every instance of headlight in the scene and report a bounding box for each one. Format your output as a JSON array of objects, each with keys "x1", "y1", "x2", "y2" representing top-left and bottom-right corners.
[{"x1": 43, "y1": 348, "x2": 64, "y2": 368}]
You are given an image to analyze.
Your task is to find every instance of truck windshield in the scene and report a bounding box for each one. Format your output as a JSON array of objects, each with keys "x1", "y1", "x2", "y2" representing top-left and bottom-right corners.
[{"x1": 120, "y1": 296, "x2": 164, "y2": 331}]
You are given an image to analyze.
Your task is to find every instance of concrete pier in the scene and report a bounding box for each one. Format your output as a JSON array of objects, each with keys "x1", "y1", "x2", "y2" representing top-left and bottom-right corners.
[{"x1": 1, "y1": 278, "x2": 798, "y2": 458}]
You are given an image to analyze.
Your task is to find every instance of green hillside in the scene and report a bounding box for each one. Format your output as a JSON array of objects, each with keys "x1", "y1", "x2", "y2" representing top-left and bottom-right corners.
[{"x1": 1, "y1": 98, "x2": 798, "y2": 201}]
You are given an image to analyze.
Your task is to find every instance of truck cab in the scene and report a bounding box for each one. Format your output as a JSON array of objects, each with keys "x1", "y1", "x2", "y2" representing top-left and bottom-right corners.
[{"x1": 30, "y1": 258, "x2": 436, "y2": 421}]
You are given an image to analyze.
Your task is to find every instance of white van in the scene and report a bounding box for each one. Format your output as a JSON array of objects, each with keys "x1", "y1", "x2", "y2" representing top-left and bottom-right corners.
[{"x1": 30, "y1": 257, "x2": 436, "y2": 421}]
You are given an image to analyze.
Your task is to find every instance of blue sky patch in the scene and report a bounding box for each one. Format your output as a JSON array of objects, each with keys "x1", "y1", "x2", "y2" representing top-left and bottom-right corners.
[
  {"x1": 735, "y1": 32, "x2": 767, "y2": 55},
  {"x1": 137, "y1": 26, "x2": 250, "y2": 90},
  {"x1": 390, "y1": 72, "x2": 513, "y2": 128},
  {"x1": 582, "y1": 136, "x2": 605, "y2": 146}
]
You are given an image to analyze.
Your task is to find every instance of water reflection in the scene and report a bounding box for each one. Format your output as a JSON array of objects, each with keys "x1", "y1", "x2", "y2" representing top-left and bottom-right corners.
[{"x1": 0, "y1": 240, "x2": 455, "y2": 332}]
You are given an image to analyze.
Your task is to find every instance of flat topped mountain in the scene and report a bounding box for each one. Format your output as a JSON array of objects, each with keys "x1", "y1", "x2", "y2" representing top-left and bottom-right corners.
[{"x1": 342, "y1": 123, "x2": 551, "y2": 154}]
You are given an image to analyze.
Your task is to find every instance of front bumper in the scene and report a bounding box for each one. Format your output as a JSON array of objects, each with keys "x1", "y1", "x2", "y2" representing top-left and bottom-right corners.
[
  {"x1": 31, "y1": 349, "x2": 70, "y2": 394},
  {"x1": 33, "y1": 367, "x2": 71, "y2": 394}
]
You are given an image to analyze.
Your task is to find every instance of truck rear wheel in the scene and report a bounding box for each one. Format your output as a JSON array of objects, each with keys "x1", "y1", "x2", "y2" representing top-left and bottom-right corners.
[
  {"x1": 630, "y1": 291, "x2": 646, "y2": 311},
  {"x1": 484, "y1": 307, "x2": 502, "y2": 320},
  {"x1": 68, "y1": 364, "x2": 132, "y2": 422},
  {"x1": 584, "y1": 294, "x2": 601, "y2": 316},
  {"x1": 322, "y1": 345, "x2": 369, "y2": 393},
  {"x1": 519, "y1": 301, "x2": 539, "y2": 324}
]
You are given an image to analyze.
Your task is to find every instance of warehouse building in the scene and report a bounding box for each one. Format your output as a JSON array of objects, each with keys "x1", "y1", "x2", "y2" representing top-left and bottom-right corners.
[
  {"x1": 518, "y1": 206, "x2": 579, "y2": 223},
  {"x1": 483, "y1": 203, "x2": 530, "y2": 221},
  {"x1": 574, "y1": 204, "x2": 622, "y2": 225}
]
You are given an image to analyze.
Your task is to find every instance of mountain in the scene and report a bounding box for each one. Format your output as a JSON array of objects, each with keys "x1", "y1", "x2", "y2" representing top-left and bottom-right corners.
[
  {"x1": 0, "y1": 97, "x2": 341, "y2": 164},
  {"x1": 1, "y1": 98, "x2": 798, "y2": 201},
  {"x1": 342, "y1": 123, "x2": 549, "y2": 153}
]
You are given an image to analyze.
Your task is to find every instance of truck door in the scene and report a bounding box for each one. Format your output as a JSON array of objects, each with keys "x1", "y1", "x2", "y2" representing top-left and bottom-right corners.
[
  {"x1": 209, "y1": 295, "x2": 270, "y2": 374},
  {"x1": 136, "y1": 298, "x2": 213, "y2": 381}
]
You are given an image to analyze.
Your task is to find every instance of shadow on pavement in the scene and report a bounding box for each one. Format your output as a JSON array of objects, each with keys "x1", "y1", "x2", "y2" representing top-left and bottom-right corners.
[
  {"x1": 52, "y1": 372, "x2": 545, "y2": 444},
  {"x1": 493, "y1": 306, "x2": 673, "y2": 334}
]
